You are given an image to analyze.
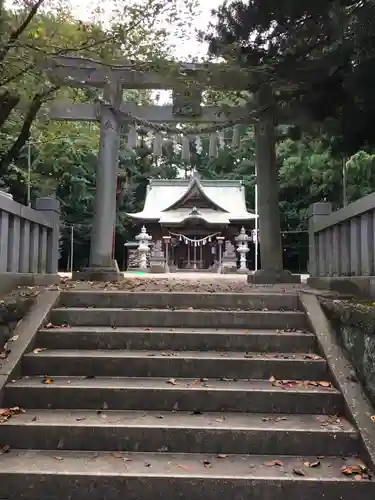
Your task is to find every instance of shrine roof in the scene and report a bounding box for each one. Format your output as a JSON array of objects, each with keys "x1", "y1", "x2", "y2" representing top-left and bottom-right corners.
[{"x1": 127, "y1": 176, "x2": 257, "y2": 224}]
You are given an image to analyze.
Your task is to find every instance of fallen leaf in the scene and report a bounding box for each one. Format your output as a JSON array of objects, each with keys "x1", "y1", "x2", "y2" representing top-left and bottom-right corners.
[
  {"x1": 203, "y1": 460, "x2": 212, "y2": 468},
  {"x1": 293, "y1": 469, "x2": 306, "y2": 476},
  {"x1": 272, "y1": 460, "x2": 284, "y2": 466},
  {"x1": 264, "y1": 460, "x2": 283, "y2": 467},
  {"x1": 76, "y1": 417, "x2": 86, "y2": 421},
  {"x1": 53, "y1": 456, "x2": 64, "y2": 461},
  {"x1": 111, "y1": 451, "x2": 122, "y2": 458},
  {"x1": 33, "y1": 348, "x2": 47, "y2": 354},
  {"x1": 318, "y1": 381, "x2": 332, "y2": 388},
  {"x1": 42, "y1": 376, "x2": 54, "y2": 385},
  {"x1": 304, "y1": 461, "x2": 321, "y2": 468},
  {"x1": 0, "y1": 444, "x2": 10, "y2": 454},
  {"x1": 341, "y1": 464, "x2": 367, "y2": 476},
  {"x1": 166, "y1": 378, "x2": 177, "y2": 385},
  {"x1": 0, "y1": 406, "x2": 25, "y2": 423}
]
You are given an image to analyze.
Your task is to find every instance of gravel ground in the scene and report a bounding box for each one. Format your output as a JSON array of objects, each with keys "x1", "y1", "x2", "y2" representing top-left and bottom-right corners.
[{"x1": 59, "y1": 275, "x2": 306, "y2": 294}]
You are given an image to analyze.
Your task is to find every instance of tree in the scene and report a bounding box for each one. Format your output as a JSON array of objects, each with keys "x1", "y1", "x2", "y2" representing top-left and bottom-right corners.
[
  {"x1": 0, "y1": 0, "x2": 198, "y2": 174},
  {"x1": 206, "y1": 0, "x2": 375, "y2": 153}
]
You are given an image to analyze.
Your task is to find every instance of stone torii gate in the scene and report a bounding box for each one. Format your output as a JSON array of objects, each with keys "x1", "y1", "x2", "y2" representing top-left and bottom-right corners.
[{"x1": 45, "y1": 56, "x2": 307, "y2": 283}]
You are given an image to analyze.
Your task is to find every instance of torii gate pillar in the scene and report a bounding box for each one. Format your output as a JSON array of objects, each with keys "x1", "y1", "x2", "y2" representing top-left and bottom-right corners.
[
  {"x1": 248, "y1": 85, "x2": 300, "y2": 284},
  {"x1": 74, "y1": 81, "x2": 123, "y2": 281}
]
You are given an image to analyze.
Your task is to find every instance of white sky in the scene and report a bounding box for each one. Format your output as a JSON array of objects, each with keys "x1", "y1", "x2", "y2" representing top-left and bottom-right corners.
[{"x1": 66, "y1": 0, "x2": 224, "y2": 60}]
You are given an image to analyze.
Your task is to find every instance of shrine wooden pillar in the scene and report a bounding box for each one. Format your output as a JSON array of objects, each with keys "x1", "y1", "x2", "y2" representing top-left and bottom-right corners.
[{"x1": 248, "y1": 85, "x2": 299, "y2": 284}]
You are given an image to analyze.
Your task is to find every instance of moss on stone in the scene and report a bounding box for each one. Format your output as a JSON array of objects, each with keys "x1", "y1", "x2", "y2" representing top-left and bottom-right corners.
[{"x1": 321, "y1": 298, "x2": 375, "y2": 407}]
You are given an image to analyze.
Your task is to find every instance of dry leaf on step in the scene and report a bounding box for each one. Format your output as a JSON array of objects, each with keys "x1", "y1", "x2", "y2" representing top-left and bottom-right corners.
[
  {"x1": 304, "y1": 461, "x2": 321, "y2": 468},
  {"x1": 293, "y1": 469, "x2": 306, "y2": 476},
  {"x1": 42, "y1": 376, "x2": 54, "y2": 385}
]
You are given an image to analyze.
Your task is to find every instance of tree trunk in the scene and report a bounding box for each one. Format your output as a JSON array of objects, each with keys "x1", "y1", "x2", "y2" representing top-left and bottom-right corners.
[{"x1": 0, "y1": 91, "x2": 20, "y2": 129}]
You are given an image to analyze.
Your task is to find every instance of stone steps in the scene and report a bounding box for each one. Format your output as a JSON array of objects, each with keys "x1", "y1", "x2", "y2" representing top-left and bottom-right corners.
[
  {"x1": 4, "y1": 376, "x2": 343, "y2": 414},
  {"x1": 50, "y1": 307, "x2": 307, "y2": 329},
  {"x1": 0, "y1": 290, "x2": 374, "y2": 499},
  {"x1": 35, "y1": 326, "x2": 317, "y2": 352},
  {"x1": 22, "y1": 349, "x2": 328, "y2": 379},
  {"x1": 58, "y1": 291, "x2": 301, "y2": 311},
  {"x1": 0, "y1": 409, "x2": 359, "y2": 456},
  {"x1": 0, "y1": 450, "x2": 372, "y2": 500}
]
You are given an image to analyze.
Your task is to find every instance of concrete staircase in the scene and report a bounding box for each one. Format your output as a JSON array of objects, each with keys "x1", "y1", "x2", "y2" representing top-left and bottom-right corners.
[{"x1": 0, "y1": 290, "x2": 374, "y2": 499}]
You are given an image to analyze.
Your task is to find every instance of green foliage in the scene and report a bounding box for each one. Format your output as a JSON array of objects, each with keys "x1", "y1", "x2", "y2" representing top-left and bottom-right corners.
[{"x1": 207, "y1": 0, "x2": 375, "y2": 153}]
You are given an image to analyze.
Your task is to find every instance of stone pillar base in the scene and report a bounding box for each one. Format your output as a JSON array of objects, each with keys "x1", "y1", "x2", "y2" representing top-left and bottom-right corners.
[
  {"x1": 237, "y1": 268, "x2": 249, "y2": 275},
  {"x1": 73, "y1": 261, "x2": 123, "y2": 282},
  {"x1": 247, "y1": 269, "x2": 301, "y2": 285},
  {"x1": 149, "y1": 263, "x2": 169, "y2": 273},
  {"x1": 222, "y1": 265, "x2": 238, "y2": 274}
]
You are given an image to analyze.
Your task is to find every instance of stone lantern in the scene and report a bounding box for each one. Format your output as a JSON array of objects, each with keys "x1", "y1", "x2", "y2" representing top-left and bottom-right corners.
[
  {"x1": 135, "y1": 225, "x2": 152, "y2": 270},
  {"x1": 235, "y1": 226, "x2": 250, "y2": 273}
]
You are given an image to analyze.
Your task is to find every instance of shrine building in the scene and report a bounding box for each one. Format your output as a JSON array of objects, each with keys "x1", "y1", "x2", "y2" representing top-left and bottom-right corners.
[{"x1": 127, "y1": 174, "x2": 257, "y2": 271}]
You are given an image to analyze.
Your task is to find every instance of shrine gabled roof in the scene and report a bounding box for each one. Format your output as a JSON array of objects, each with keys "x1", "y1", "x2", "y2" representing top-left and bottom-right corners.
[
  {"x1": 162, "y1": 175, "x2": 229, "y2": 213},
  {"x1": 126, "y1": 176, "x2": 257, "y2": 223}
]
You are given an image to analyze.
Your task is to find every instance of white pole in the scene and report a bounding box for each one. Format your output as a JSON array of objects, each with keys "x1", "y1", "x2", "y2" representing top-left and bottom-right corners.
[
  {"x1": 70, "y1": 225, "x2": 74, "y2": 273},
  {"x1": 27, "y1": 141, "x2": 31, "y2": 206},
  {"x1": 343, "y1": 158, "x2": 348, "y2": 207},
  {"x1": 254, "y1": 182, "x2": 259, "y2": 271}
]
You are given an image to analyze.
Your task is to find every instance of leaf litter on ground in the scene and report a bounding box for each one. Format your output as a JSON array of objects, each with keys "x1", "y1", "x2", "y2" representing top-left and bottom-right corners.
[{"x1": 0, "y1": 406, "x2": 25, "y2": 423}]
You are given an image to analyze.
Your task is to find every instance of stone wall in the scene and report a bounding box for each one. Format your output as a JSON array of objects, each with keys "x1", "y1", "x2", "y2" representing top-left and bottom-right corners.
[
  {"x1": 321, "y1": 298, "x2": 375, "y2": 407},
  {"x1": 0, "y1": 288, "x2": 40, "y2": 352}
]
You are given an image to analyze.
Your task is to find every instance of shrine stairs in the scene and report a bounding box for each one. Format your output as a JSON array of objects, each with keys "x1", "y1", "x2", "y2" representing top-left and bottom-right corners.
[{"x1": 0, "y1": 290, "x2": 374, "y2": 499}]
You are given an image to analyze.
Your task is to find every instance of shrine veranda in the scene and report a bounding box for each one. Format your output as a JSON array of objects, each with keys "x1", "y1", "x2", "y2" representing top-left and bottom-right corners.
[{"x1": 45, "y1": 56, "x2": 304, "y2": 283}]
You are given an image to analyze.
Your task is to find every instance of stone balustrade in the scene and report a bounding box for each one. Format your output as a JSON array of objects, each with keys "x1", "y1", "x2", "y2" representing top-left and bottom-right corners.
[
  {"x1": 308, "y1": 193, "x2": 375, "y2": 296},
  {"x1": 0, "y1": 194, "x2": 60, "y2": 291}
]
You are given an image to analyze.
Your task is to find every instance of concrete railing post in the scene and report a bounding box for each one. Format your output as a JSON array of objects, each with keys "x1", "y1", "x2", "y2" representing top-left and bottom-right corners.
[
  {"x1": 33, "y1": 197, "x2": 60, "y2": 274},
  {"x1": 308, "y1": 202, "x2": 332, "y2": 276}
]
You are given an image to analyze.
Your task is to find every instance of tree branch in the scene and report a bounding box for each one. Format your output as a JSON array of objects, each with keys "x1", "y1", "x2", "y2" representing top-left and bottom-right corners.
[
  {"x1": 0, "y1": 0, "x2": 45, "y2": 63},
  {"x1": 0, "y1": 85, "x2": 59, "y2": 174}
]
